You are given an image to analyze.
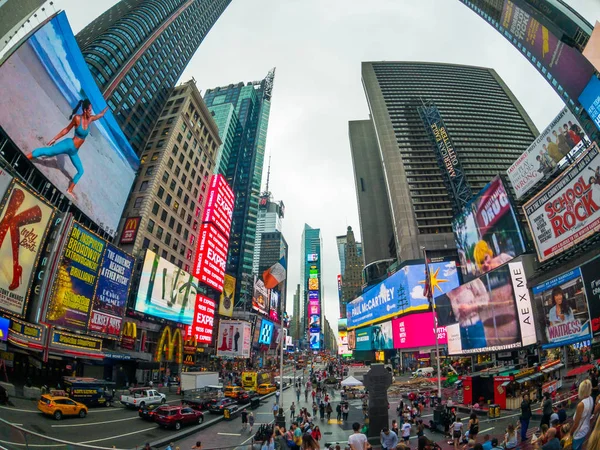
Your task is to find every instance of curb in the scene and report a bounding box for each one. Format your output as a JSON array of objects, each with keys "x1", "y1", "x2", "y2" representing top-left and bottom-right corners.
[{"x1": 144, "y1": 386, "x2": 291, "y2": 450}]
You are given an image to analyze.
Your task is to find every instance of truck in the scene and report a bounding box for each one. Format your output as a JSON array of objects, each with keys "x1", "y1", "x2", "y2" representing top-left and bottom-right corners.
[
  {"x1": 241, "y1": 371, "x2": 271, "y2": 391},
  {"x1": 120, "y1": 388, "x2": 166, "y2": 408},
  {"x1": 180, "y1": 372, "x2": 220, "y2": 393},
  {"x1": 63, "y1": 377, "x2": 115, "y2": 407},
  {"x1": 182, "y1": 385, "x2": 224, "y2": 410}
]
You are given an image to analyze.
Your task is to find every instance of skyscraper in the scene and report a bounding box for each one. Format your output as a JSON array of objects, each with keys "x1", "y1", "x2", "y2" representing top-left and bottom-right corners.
[
  {"x1": 253, "y1": 192, "x2": 284, "y2": 274},
  {"x1": 354, "y1": 61, "x2": 539, "y2": 262},
  {"x1": 77, "y1": 0, "x2": 232, "y2": 153},
  {"x1": 337, "y1": 226, "x2": 363, "y2": 317},
  {"x1": 203, "y1": 70, "x2": 275, "y2": 306},
  {"x1": 291, "y1": 283, "x2": 301, "y2": 342},
  {"x1": 301, "y1": 224, "x2": 322, "y2": 349},
  {"x1": 117, "y1": 80, "x2": 221, "y2": 271}
]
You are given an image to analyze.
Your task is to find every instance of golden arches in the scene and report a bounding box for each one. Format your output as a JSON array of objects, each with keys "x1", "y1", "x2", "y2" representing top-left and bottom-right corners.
[{"x1": 154, "y1": 326, "x2": 183, "y2": 364}]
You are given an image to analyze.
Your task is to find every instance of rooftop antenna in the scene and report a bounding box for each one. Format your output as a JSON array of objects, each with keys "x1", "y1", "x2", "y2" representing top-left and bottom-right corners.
[{"x1": 265, "y1": 154, "x2": 272, "y2": 195}]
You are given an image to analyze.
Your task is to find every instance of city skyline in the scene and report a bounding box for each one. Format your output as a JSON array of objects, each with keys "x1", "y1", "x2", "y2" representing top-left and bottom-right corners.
[{"x1": 53, "y1": 0, "x2": 600, "y2": 332}]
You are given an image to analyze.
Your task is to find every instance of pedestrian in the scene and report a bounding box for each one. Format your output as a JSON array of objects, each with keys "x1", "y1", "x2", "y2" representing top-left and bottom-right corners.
[
  {"x1": 249, "y1": 411, "x2": 255, "y2": 433},
  {"x1": 273, "y1": 401, "x2": 280, "y2": 418},
  {"x1": 503, "y1": 424, "x2": 517, "y2": 449},
  {"x1": 348, "y1": 422, "x2": 368, "y2": 450},
  {"x1": 381, "y1": 426, "x2": 399, "y2": 450},
  {"x1": 540, "y1": 392, "x2": 553, "y2": 428},
  {"x1": 342, "y1": 403, "x2": 349, "y2": 421},
  {"x1": 276, "y1": 390, "x2": 281, "y2": 404},
  {"x1": 336, "y1": 403, "x2": 342, "y2": 421},
  {"x1": 319, "y1": 402, "x2": 325, "y2": 420},
  {"x1": 305, "y1": 389, "x2": 309, "y2": 402},
  {"x1": 297, "y1": 387, "x2": 301, "y2": 402},
  {"x1": 468, "y1": 412, "x2": 479, "y2": 443},
  {"x1": 261, "y1": 431, "x2": 275, "y2": 450},
  {"x1": 312, "y1": 425, "x2": 322, "y2": 442},
  {"x1": 241, "y1": 409, "x2": 248, "y2": 430},
  {"x1": 192, "y1": 442, "x2": 202, "y2": 450},
  {"x1": 451, "y1": 417, "x2": 463, "y2": 450},
  {"x1": 302, "y1": 433, "x2": 320, "y2": 450},
  {"x1": 520, "y1": 393, "x2": 532, "y2": 442},
  {"x1": 391, "y1": 419, "x2": 399, "y2": 436},
  {"x1": 165, "y1": 442, "x2": 175, "y2": 450},
  {"x1": 326, "y1": 402, "x2": 333, "y2": 421},
  {"x1": 312, "y1": 401, "x2": 318, "y2": 418},
  {"x1": 572, "y1": 379, "x2": 594, "y2": 450},
  {"x1": 291, "y1": 402, "x2": 296, "y2": 419},
  {"x1": 401, "y1": 420, "x2": 411, "y2": 445}
]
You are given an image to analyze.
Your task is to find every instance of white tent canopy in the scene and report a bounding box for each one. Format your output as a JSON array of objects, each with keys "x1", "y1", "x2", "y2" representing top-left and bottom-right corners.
[{"x1": 341, "y1": 376, "x2": 363, "y2": 387}]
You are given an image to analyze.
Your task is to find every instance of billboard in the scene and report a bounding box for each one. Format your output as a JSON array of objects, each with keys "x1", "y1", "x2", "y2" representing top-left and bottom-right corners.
[
  {"x1": 0, "y1": 182, "x2": 54, "y2": 317},
  {"x1": 308, "y1": 291, "x2": 319, "y2": 300},
  {"x1": 524, "y1": 145, "x2": 600, "y2": 262},
  {"x1": 371, "y1": 321, "x2": 394, "y2": 350},
  {"x1": 88, "y1": 244, "x2": 134, "y2": 337},
  {"x1": 307, "y1": 254, "x2": 318, "y2": 262},
  {"x1": 355, "y1": 327, "x2": 372, "y2": 351},
  {"x1": 309, "y1": 331, "x2": 320, "y2": 350},
  {"x1": 578, "y1": 75, "x2": 600, "y2": 133},
  {"x1": 308, "y1": 299, "x2": 320, "y2": 316},
  {"x1": 453, "y1": 176, "x2": 525, "y2": 282},
  {"x1": 308, "y1": 278, "x2": 319, "y2": 290},
  {"x1": 581, "y1": 257, "x2": 600, "y2": 337},
  {"x1": 218, "y1": 274, "x2": 235, "y2": 317},
  {"x1": 507, "y1": 107, "x2": 591, "y2": 198},
  {"x1": 270, "y1": 290, "x2": 279, "y2": 315},
  {"x1": 338, "y1": 318, "x2": 347, "y2": 331},
  {"x1": 257, "y1": 318, "x2": 274, "y2": 345},
  {"x1": 135, "y1": 250, "x2": 198, "y2": 324},
  {"x1": 46, "y1": 222, "x2": 105, "y2": 331},
  {"x1": 392, "y1": 313, "x2": 448, "y2": 349},
  {"x1": 309, "y1": 315, "x2": 321, "y2": 329},
  {"x1": 252, "y1": 277, "x2": 268, "y2": 315},
  {"x1": 0, "y1": 316, "x2": 9, "y2": 341},
  {"x1": 216, "y1": 320, "x2": 251, "y2": 358},
  {"x1": 187, "y1": 294, "x2": 215, "y2": 344},
  {"x1": 337, "y1": 274, "x2": 342, "y2": 301},
  {"x1": 499, "y1": 0, "x2": 596, "y2": 100},
  {"x1": 347, "y1": 259, "x2": 460, "y2": 328},
  {"x1": 201, "y1": 175, "x2": 234, "y2": 239},
  {"x1": 532, "y1": 268, "x2": 591, "y2": 348},
  {"x1": 193, "y1": 222, "x2": 228, "y2": 292},
  {"x1": 119, "y1": 217, "x2": 140, "y2": 245},
  {"x1": 0, "y1": 13, "x2": 139, "y2": 236},
  {"x1": 338, "y1": 330, "x2": 349, "y2": 355},
  {"x1": 437, "y1": 261, "x2": 536, "y2": 355},
  {"x1": 348, "y1": 329, "x2": 355, "y2": 350},
  {"x1": 583, "y1": 22, "x2": 600, "y2": 72}
]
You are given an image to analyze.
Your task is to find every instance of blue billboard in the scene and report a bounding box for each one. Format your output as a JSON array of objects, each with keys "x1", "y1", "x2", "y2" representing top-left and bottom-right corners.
[
  {"x1": 0, "y1": 316, "x2": 8, "y2": 341},
  {"x1": 578, "y1": 76, "x2": 600, "y2": 132},
  {"x1": 355, "y1": 327, "x2": 372, "y2": 351},
  {"x1": 309, "y1": 331, "x2": 320, "y2": 350},
  {"x1": 347, "y1": 260, "x2": 460, "y2": 329},
  {"x1": 258, "y1": 318, "x2": 274, "y2": 345},
  {"x1": 354, "y1": 322, "x2": 394, "y2": 351}
]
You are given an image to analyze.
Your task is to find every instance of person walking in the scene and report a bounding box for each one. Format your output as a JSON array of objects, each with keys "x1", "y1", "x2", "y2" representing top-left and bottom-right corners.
[
  {"x1": 296, "y1": 386, "x2": 302, "y2": 403},
  {"x1": 273, "y1": 401, "x2": 280, "y2": 418},
  {"x1": 520, "y1": 393, "x2": 532, "y2": 442},
  {"x1": 540, "y1": 392, "x2": 553, "y2": 428},
  {"x1": 468, "y1": 412, "x2": 480, "y2": 443},
  {"x1": 319, "y1": 402, "x2": 325, "y2": 421},
  {"x1": 249, "y1": 411, "x2": 255, "y2": 433},
  {"x1": 311, "y1": 425, "x2": 322, "y2": 443},
  {"x1": 305, "y1": 388, "x2": 309, "y2": 402},
  {"x1": 381, "y1": 426, "x2": 399, "y2": 450},
  {"x1": 326, "y1": 402, "x2": 333, "y2": 421},
  {"x1": 290, "y1": 402, "x2": 296, "y2": 420},
  {"x1": 342, "y1": 403, "x2": 349, "y2": 421},
  {"x1": 192, "y1": 442, "x2": 202, "y2": 450},
  {"x1": 336, "y1": 403, "x2": 342, "y2": 421},
  {"x1": 572, "y1": 379, "x2": 594, "y2": 450},
  {"x1": 312, "y1": 401, "x2": 318, "y2": 418},
  {"x1": 348, "y1": 422, "x2": 368, "y2": 450},
  {"x1": 401, "y1": 420, "x2": 412, "y2": 445},
  {"x1": 302, "y1": 434, "x2": 320, "y2": 450},
  {"x1": 241, "y1": 409, "x2": 248, "y2": 430},
  {"x1": 451, "y1": 417, "x2": 463, "y2": 450},
  {"x1": 276, "y1": 390, "x2": 281, "y2": 405}
]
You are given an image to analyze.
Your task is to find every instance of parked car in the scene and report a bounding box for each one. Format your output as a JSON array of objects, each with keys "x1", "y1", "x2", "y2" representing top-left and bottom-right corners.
[
  {"x1": 237, "y1": 390, "x2": 259, "y2": 404},
  {"x1": 120, "y1": 389, "x2": 166, "y2": 408},
  {"x1": 208, "y1": 398, "x2": 237, "y2": 414},
  {"x1": 138, "y1": 403, "x2": 163, "y2": 421},
  {"x1": 38, "y1": 395, "x2": 88, "y2": 420},
  {"x1": 154, "y1": 406, "x2": 204, "y2": 430},
  {"x1": 257, "y1": 383, "x2": 277, "y2": 395},
  {"x1": 224, "y1": 386, "x2": 243, "y2": 399}
]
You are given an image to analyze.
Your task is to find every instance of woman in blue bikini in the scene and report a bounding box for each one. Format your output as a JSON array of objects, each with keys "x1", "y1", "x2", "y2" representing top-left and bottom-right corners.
[{"x1": 28, "y1": 99, "x2": 108, "y2": 197}]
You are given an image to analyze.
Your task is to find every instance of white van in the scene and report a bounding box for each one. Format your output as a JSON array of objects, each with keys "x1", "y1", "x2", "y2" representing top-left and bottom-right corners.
[{"x1": 412, "y1": 367, "x2": 435, "y2": 378}]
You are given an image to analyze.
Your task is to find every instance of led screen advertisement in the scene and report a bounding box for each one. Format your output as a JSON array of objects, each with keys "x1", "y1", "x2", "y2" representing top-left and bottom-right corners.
[
  {"x1": 308, "y1": 278, "x2": 319, "y2": 290},
  {"x1": 338, "y1": 330, "x2": 348, "y2": 355},
  {"x1": 135, "y1": 249, "x2": 199, "y2": 325},
  {"x1": 217, "y1": 320, "x2": 251, "y2": 358},
  {"x1": 392, "y1": 313, "x2": 447, "y2": 349},
  {"x1": 507, "y1": 107, "x2": 591, "y2": 199},
  {"x1": 308, "y1": 299, "x2": 320, "y2": 316},
  {"x1": 257, "y1": 318, "x2": 274, "y2": 345},
  {"x1": 355, "y1": 327, "x2": 372, "y2": 351},
  {"x1": 453, "y1": 176, "x2": 525, "y2": 283},
  {"x1": 309, "y1": 315, "x2": 321, "y2": 329},
  {"x1": 348, "y1": 329, "x2": 355, "y2": 350},
  {"x1": 88, "y1": 244, "x2": 134, "y2": 337},
  {"x1": 0, "y1": 12, "x2": 139, "y2": 236},
  {"x1": 309, "y1": 331, "x2": 320, "y2": 350},
  {"x1": 269, "y1": 290, "x2": 279, "y2": 322},
  {"x1": 581, "y1": 256, "x2": 600, "y2": 337},
  {"x1": 578, "y1": 76, "x2": 600, "y2": 132},
  {"x1": 524, "y1": 145, "x2": 600, "y2": 262},
  {"x1": 193, "y1": 222, "x2": 228, "y2": 292},
  {"x1": 499, "y1": 0, "x2": 596, "y2": 101},
  {"x1": 347, "y1": 259, "x2": 460, "y2": 328},
  {"x1": 252, "y1": 277, "x2": 268, "y2": 315},
  {"x1": 218, "y1": 274, "x2": 235, "y2": 317},
  {"x1": 0, "y1": 181, "x2": 54, "y2": 317},
  {"x1": 532, "y1": 268, "x2": 591, "y2": 349},
  {"x1": 187, "y1": 294, "x2": 215, "y2": 344},
  {"x1": 201, "y1": 175, "x2": 234, "y2": 239},
  {"x1": 46, "y1": 222, "x2": 105, "y2": 331},
  {"x1": 436, "y1": 261, "x2": 536, "y2": 355}
]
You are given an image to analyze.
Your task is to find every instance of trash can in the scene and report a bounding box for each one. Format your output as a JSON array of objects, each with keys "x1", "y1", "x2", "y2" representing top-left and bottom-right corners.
[
  {"x1": 488, "y1": 405, "x2": 495, "y2": 418},
  {"x1": 494, "y1": 405, "x2": 501, "y2": 418},
  {"x1": 251, "y1": 398, "x2": 260, "y2": 409},
  {"x1": 224, "y1": 408, "x2": 231, "y2": 420}
]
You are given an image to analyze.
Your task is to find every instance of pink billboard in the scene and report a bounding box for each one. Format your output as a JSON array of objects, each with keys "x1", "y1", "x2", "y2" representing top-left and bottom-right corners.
[
  {"x1": 392, "y1": 313, "x2": 447, "y2": 349},
  {"x1": 308, "y1": 299, "x2": 320, "y2": 316}
]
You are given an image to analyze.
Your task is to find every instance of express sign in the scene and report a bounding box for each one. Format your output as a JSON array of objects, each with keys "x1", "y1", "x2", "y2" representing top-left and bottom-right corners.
[
  {"x1": 201, "y1": 175, "x2": 234, "y2": 238},
  {"x1": 194, "y1": 222, "x2": 228, "y2": 292},
  {"x1": 187, "y1": 294, "x2": 215, "y2": 344}
]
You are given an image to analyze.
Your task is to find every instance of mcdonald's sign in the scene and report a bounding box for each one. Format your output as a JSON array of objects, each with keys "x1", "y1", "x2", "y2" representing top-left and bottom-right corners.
[
  {"x1": 155, "y1": 326, "x2": 183, "y2": 364},
  {"x1": 183, "y1": 354, "x2": 195, "y2": 366},
  {"x1": 184, "y1": 336, "x2": 197, "y2": 355},
  {"x1": 121, "y1": 321, "x2": 137, "y2": 350},
  {"x1": 120, "y1": 217, "x2": 141, "y2": 244}
]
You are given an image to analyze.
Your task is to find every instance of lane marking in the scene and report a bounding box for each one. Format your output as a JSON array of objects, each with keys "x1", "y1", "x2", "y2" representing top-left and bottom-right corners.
[
  {"x1": 78, "y1": 426, "x2": 157, "y2": 444},
  {"x1": 218, "y1": 432, "x2": 242, "y2": 436},
  {"x1": 480, "y1": 427, "x2": 495, "y2": 433},
  {"x1": 0, "y1": 440, "x2": 64, "y2": 448},
  {"x1": 0, "y1": 406, "x2": 40, "y2": 413},
  {"x1": 51, "y1": 416, "x2": 139, "y2": 428}
]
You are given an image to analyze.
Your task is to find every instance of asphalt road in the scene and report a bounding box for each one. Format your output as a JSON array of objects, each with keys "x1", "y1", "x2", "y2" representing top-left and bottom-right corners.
[{"x1": 0, "y1": 365, "x2": 299, "y2": 450}]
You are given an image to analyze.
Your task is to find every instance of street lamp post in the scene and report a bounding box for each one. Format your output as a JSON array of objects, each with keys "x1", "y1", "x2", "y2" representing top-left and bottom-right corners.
[{"x1": 422, "y1": 246, "x2": 442, "y2": 400}]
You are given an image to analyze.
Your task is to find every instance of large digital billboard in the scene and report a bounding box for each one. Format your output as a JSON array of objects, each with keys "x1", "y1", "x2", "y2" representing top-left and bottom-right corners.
[
  {"x1": 524, "y1": 145, "x2": 600, "y2": 262},
  {"x1": 308, "y1": 278, "x2": 319, "y2": 290},
  {"x1": 217, "y1": 320, "x2": 251, "y2": 358},
  {"x1": 338, "y1": 330, "x2": 349, "y2": 355},
  {"x1": 355, "y1": 327, "x2": 372, "y2": 351},
  {"x1": 578, "y1": 76, "x2": 600, "y2": 133},
  {"x1": 309, "y1": 331, "x2": 320, "y2": 350},
  {"x1": 453, "y1": 176, "x2": 525, "y2": 283},
  {"x1": 201, "y1": 175, "x2": 234, "y2": 239},
  {"x1": 392, "y1": 312, "x2": 447, "y2": 349},
  {"x1": 308, "y1": 299, "x2": 320, "y2": 316},
  {"x1": 193, "y1": 222, "x2": 228, "y2": 292},
  {"x1": 187, "y1": 294, "x2": 215, "y2": 344},
  {"x1": 347, "y1": 259, "x2": 460, "y2": 329},
  {"x1": 218, "y1": 274, "x2": 235, "y2": 317},
  {"x1": 581, "y1": 256, "x2": 600, "y2": 337},
  {"x1": 0, "y1": 181, "x2": 54, "y2": 317},
  {"x1": 135, "y1": 250, "x2": 198, "y2": 324},
  {"x1": 532, "y1": 268, "x2": 591, "y2": 349},
  {"x1": 0, "y1": 13, "x2": 139, "y2": 236},
  {"x1": 88, "y1": 244, "x2": 134, "y2": 338},
  {"x1": 507, "y1": 107, "x2": 591, "y2": 199},
  {"x1": 257, "y1": 318, "x2": 274, "y2": 345},
  {"x1": 437, "y1": 261, "x2": 536, "y2": 355},
  {"x1": 348, "y1": 329, "x2": 355, "y2": 350},
  {"x1": 46, "y1": 222, "x2": 105, "y2": 331},
  {"x1": 252, "y1": 277, "x2": 268, "y2": 315}
]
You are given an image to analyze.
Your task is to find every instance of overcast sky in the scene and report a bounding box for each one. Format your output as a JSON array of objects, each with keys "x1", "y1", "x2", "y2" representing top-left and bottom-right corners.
[{"x1": 54, "y1": 0, "x2": 599, "y2": 336}]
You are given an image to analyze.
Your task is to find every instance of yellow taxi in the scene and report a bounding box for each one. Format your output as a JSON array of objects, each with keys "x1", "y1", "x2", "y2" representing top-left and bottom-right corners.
[
  {"x1": 257, "y1": 383, "x2": 277, "y2": 395},
  {"x1": 224, "y1": 386, "x2": 243, "y2": 399},
  {"x1": 38, "y1": 394, "x2": 88, "y2": 420}
]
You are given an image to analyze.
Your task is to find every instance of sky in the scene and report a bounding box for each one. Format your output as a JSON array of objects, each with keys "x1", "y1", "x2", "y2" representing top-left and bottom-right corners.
[{"x1": 48, "y1": 0, "x2": 600, "y2": 336}]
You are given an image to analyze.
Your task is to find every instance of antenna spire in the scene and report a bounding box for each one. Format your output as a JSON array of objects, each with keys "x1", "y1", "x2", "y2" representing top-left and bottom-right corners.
[{"x1": 265, "y1": 154, "x2": 272, "y2": 194}]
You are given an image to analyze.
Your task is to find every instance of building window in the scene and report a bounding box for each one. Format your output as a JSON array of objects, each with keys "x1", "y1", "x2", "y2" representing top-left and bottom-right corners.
[
  {"x1": 177, "y1": 187, "x2": 183, "y2": 198},
  {"x1": 170, "y1": 255, "x2": 176, "y2": 264},
  {"x1": 157, "y1": 186, "x2": 165, "y2": 199},
  {"x1": 133, "y1": 197, "x2": 144, "y2": 209},
  {"x1": 147, "y1": 219, "x2": 155, "y2": 233},
  {"x1": 170, "y1": 180, "x2": 177, "y2": 190},
  {"x1": 173, "y1": 239, "x2": 179, "y2": 251},
  {"x1": 160, "y1": 210, "x2": 168, "y2": 222},
  {"x1": 173, "y1": 201, "x2": 179, "y2": 212},
  {"x1": 162, "y1": 171, "x2": 169, "y2": 183},
  {"x1": 176, "y1": 223, "x2": 182, "y2": 234},
  {"x1": 162, "y1": 250, "x2": 168, "y2": 259},
  {"x1": 169, "y1": 217, "x2": 175, "y2": 228},
  {"x1": 156, "y1": 226, "x2": 164, "y2": 239},
  {"x1": 152, "y1": 202, "x2": 159, "y2": 215},
  {"x1": 151, "y1": 152, "x2": 160, "y2": 161},
  {"x1": 167, "y1": 158, "x2": 174, "y2": 169},
  {"x1": 165, "y1": 233, "x2": 171, "y2": 245},
  {"x1": 165, "y1": 194, "x2": 172, "y2": 206},
  {"x1": 139, "y1": 181, "x2": 149, "y2": 192},
  {"x1": 145, "y1": 166, "x2": 155, "y2": 176},
  {"x1": 142, "y1": 238, "x2": 150, "y2": 249}
]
